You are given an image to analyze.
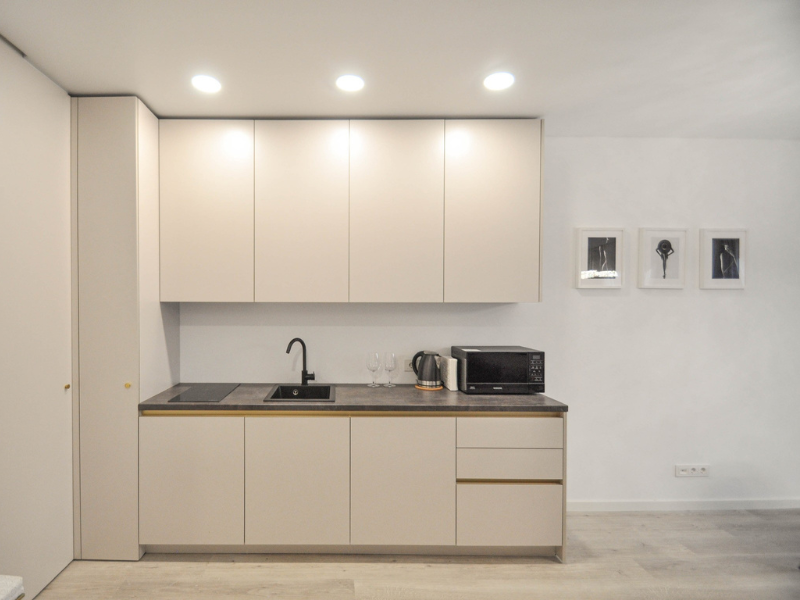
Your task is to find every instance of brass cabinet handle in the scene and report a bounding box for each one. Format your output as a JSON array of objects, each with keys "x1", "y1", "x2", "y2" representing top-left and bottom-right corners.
[
  {"x1": 125, "y1": 383, "x2": 132, "y2": 389},
  {"x1": 65, "y1": 384, "x2": 71, "y2": 390}
]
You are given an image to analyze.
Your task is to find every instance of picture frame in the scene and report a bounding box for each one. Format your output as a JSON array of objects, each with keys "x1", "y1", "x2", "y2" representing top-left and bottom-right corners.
[
  {"x1": 638, "y1": 228, "x2": 687, "y2": 289},
  {"x1": 700, "y1": 229, "x2": 746, "y2": 289},
  {"x1": 576, "y1": 228, "x2": 624, "y2": 288}
]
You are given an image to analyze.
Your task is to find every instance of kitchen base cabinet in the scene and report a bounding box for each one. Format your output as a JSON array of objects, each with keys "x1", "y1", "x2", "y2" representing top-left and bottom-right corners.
[
  {"x1": 137, "y1": 411, "x2": 565, "y2": 557},
  {"x1": 350, "y1": 417, "x2": 456, "y2": 545},
  {"x1": 139, "y1": 417, "x2": 245, "y2": 545},
  {"x1": 457, "y1": 483, "x2": 563, "y2": 547},
  {"x1": 245, "y1": 417, "x2": 350, "y2": 545}
]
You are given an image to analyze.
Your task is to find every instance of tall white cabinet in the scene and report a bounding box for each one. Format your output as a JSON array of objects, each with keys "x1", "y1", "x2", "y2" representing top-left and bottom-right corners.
[
  {"x1": 349, "y1": 120, "x2": 445, "y2": 302},
  {"x1": 444, "y1": 119, "x2": 542, "y2": 302},
  {"x1": 160, "y1": 120, "x2": 255, "y2": 302},
  {"x1": 74, "y1": 97, "x2": 179, "y2": 560},
  {"x1": 254, "y1": 120, "x2": 350, "y2": 302}
]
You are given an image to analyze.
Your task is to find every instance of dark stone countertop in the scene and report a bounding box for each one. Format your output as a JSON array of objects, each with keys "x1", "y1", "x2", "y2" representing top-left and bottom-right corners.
[{"x1": 139, "y1": 383, "x2": 567, "y2": 413}]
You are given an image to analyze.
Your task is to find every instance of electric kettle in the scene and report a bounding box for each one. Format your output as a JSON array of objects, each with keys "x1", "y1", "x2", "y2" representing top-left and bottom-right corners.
[{"x1": 411, "y1": 351, "x2": 442, "y2": 391}]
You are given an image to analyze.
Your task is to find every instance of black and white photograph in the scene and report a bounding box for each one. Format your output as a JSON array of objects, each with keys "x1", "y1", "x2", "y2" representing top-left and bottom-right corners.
[
  {"x1": 638, "y1": 228, "x2": 687, "y2": 288},
  {"x1": 701, "y1": 229, "x2": 746, "y2": 289},
  {"x1": 576, "y1": 228, "x2": 624, "y2": 288},
  {"x1": 711, "y1": 238, "x2": 740, "y2": 279}
]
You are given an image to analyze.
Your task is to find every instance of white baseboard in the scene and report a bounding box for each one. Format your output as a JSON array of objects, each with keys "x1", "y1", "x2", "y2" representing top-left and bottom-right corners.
[{"x1": 567, "y1": 498, "x2": 800, "y2": 512}]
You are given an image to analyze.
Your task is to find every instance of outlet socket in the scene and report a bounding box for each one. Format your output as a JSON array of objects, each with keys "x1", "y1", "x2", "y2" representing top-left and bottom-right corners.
[
  {"x1": 404, "y1": 359, "x2": 414, "y2": 372},
  {"x1": 675, "y1": 465, "x2": 710, "y2": 477}
]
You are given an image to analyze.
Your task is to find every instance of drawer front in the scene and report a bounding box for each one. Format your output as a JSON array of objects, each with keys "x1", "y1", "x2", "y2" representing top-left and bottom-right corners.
[
  {"x1": 457, "y1": 448, "x2": 563, "y2": 480},
  {"x1": 457, "y1": 483, "x2": 562, "y2": 546},
  {"x1": 457, "y1": 417, "x2": 563, "y2": 449}
]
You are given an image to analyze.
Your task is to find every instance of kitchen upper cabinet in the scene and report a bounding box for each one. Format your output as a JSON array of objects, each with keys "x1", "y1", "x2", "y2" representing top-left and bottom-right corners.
[
  {"x1": 160, "y1": 120, "x2": 255, "y2": 302},
  {"x1": 254, "y1": 120, "x2": 349, "y2": 301},
  {"x1": 245, "y1": 417, "x2": 350, "y2": 544},
  {"x1": 444, "y1": 119, "x2": 542, "y2": 302},
  {"x1": 349, "y1": 120, "x2": 445, "y2": 302},
  {"x1": 139, "y1": 417, "x2": 245, "y2": 545},
  {"x1": 157, "y1": 118, "x2": 542, "y2": 303},
  {"x1": 350, "y1": 417, "x2": 456, "y2": 545}
]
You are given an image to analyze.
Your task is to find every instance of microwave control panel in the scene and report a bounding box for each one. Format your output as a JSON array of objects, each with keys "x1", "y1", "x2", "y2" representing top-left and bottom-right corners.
[{"x1": 529, "y1": 353, "x2": 545, "y2": 385}]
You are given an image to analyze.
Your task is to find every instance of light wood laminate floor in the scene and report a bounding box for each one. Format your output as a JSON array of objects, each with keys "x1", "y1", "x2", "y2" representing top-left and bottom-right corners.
[{"x1": 41, "y1": 510, "x2": 800, "y2": 599}]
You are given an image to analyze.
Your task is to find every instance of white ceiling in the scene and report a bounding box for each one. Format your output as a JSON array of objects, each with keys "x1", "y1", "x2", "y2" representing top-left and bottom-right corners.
[{"x1": 1, "y1": 0, "x2": 798, "y2": 138}]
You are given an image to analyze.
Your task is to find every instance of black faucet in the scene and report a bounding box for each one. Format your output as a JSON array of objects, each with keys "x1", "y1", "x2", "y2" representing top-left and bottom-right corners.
[{"x1": 286, "y1": 338, "x2": 315, "y2": 386}]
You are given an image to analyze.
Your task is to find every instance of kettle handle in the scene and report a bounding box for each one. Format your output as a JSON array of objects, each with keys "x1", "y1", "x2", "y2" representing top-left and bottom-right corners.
[{"x1": 411, "y1": 351, "x2": 425, "y2": 375}]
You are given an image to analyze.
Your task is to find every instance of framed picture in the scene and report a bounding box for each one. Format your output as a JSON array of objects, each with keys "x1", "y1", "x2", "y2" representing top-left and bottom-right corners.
[
  {"x1": 638, "y1": 228, "x2": 687, "y2": 288},
  {"x1": 576, "y1": 228, "x2": 624, "y2": 288},
  {"x1": 700, "y1": 229, "x2": 746, "y2": 289}
]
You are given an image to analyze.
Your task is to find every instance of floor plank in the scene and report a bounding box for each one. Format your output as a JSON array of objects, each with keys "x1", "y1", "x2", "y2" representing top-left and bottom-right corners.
[{"x1": 39, "y1": 510, "x2": 800, "y2": 600}]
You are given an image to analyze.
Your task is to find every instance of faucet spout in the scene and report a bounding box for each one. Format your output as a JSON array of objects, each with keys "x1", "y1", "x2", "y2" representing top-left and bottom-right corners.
[
  {"x1": 286, "y1": 337, "x2": 315, "y2": 386},
  {"x1": 286, "y1": 337, "x2": 307, "y2": 371}
]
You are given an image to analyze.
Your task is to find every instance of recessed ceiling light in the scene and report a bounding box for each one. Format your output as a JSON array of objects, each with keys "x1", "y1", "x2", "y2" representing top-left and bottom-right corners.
[
  {"x1": 336, "y1": 75, "x2": 365, "y2": 92},
  {"x1": 192, "y1": 75, "x2": 221, "y2": 93},
  {"x1": 483, "y1": 72, "x2": 515, "y2": 91}
]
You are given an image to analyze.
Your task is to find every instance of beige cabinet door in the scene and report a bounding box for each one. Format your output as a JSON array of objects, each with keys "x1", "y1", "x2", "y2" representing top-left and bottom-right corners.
[
  {"x1": 351, "y1": 417, "x2": 455, "y2": 545},
  {"x1": 349, "y1": 120, "x2": 444, "y2": 302},
  {"x1": 457, "y1": 483, "x2": 562, "y2": 546},
  {"x1": 245, "y1": 417, "x2": 350, "y2": 544},
  {"x1": 254, "y1": 120, "x2": 350, "y2": 301},
  {"x1": 139, "y1": 417, "x2": 245, "y2": 545},
  {"x1": 444, "y1": 119, "x2": 542, "y2": 302},
  {"x1": 160, "y1": 120, "x2": 255, "y2": 301},
  {"x1": 76, "y1": 97, "x2": 141, "y2": 560}
]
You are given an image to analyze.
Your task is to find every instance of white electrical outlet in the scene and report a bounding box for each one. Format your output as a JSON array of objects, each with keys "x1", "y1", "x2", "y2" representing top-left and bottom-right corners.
[
  {"x1": 675, "y1": 465, "x2": 710, "y2": 477},
  {"x1": 404, "y1": 359, "x2": 414, "y2": 372}
]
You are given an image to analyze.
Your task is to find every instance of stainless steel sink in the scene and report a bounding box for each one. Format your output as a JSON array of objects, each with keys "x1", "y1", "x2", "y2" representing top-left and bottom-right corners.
[{"x1": 267, "y1": 385, "x2": 335, "y2": 402}]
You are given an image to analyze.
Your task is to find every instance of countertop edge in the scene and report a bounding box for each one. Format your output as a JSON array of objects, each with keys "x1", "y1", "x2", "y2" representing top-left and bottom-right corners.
[{"x1": 139, "y1": 383, "x2": 568, "y2": 413}]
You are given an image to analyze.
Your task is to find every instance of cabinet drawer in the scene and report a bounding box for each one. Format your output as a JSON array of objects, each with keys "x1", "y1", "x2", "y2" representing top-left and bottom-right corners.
[
  {"x1": 457, "y1": 448, "x2": 562, "y2": 480},
  {"x1": 457, "y1": 483, "x2": 562, "y2": 546},
  {"x1": 457, "y1": 417, "x2": 563, "y2": 449}
]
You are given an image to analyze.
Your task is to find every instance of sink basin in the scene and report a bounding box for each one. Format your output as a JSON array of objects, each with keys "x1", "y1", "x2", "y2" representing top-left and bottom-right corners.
[{"x1": 268, "y1": 385, "x2": 335, "y2": 402}]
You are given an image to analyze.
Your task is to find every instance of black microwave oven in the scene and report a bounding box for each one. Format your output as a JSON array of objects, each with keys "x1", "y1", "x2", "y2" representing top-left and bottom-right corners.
[{"x1": 451, "y1": 346, "x2": 544, "y2": 394}]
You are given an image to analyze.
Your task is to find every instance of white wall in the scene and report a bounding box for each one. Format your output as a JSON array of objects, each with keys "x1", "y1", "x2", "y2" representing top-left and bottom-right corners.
[
  {"x1": 180, "y1": 137, "x2": 800, "y2": 508},
  {"x1": 0, "y1": 43, "x2": 73, "y2": 595}
]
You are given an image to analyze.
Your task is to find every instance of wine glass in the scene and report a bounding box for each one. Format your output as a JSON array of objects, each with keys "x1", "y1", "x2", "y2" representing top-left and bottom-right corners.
[
  {"x1": 366, "y1": 352, "x2": 381, "y2": 387},
  {"x1": 384, "y1": 352, "x2": 396, "y2": 387}
]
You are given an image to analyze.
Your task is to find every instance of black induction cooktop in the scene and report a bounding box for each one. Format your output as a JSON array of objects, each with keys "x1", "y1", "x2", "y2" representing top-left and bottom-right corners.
[{"x1": 168, "y1": 383, "x2": 239, "y2": 403}]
